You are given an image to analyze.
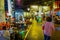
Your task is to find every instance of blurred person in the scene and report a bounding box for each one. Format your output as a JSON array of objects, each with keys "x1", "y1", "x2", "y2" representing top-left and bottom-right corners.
[
  {"x1": 13, "y1": 27, "x2": 19, "y2": 40},
  {"x1": 10, "y1": 27, "x2": 19, "y2": 40},
  {"x1": 9, "y1": 26, "x2": 14, "y2": 34},
  {"x1": 37, "y1": 16, "x2": 42, "y2": 23},
  {"x1": 53, "y1": 15, "x2": 58, "y2": 24},
  {"x1": 25, "y1": 18, "x2": 30, "y2": 27},
  {"x1": 0, "y1": 22, "x2": 2, "y2": 30},
  {"x1": 41, "y1": 13, "x2": 46, "y2": 24},
  {"x1": 1, "y1": 22, "x2": 6, "y2": 27},
  {"x1": 6, "y1": 22, "x2": 10, "y2": 29},
  {"x1": 56, "y1": 10, "x2": 60, "y2": 16},
  {"x1": 20, "y1": 19, "x2": 24, "y2": 30},
  {"x1": 0, "y1": 26, "x2": 5, "y2": 40},
  {"x1": 18, "y1": 29, "x2": 25, "y2": 40},
  {"x1": 3, "y1": 26, "x2": 10, "y2": 40},
  {"x1": 19, "y1": 16, "x2": 25, "y2": 30},
  {"x1": 0, "y1": 26, "x2": 6, "y2": 40},
  {"x1": 35, "y1": 14, "x2": 38, "y2": 22},
  {"x1": 54, "y1": 15, "x2": 60, "y2": 24},
  {"x1": 8, "y1": 16, "x2": 12, "y2": 24},
  {"x1": 0, "y1": 30, "x2": 5, "y2": 40},
  {"x1": 9, "y1": 26, "x2": 14, "y2": 40},
  {"x1": 10, "y1": 28, "x2": 15, "y2": 40},
  {"x1": 42, "y1": 17, "x2": 55, "y2": 40},
  {"x1": 57, "y1": 16, "x2": 60, "y2": 24}
]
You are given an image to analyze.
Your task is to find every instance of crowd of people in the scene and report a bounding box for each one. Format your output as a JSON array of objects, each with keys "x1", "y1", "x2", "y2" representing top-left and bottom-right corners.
[
  {"x1": 0, "y1": 12, "x2": 60, "y2": 40},
  {"x1": 0, "y1": 15, "x2": 33, "y2": 40},
  {"x1": 42, "y1": 12, "x2": 60, "y2": 40}
]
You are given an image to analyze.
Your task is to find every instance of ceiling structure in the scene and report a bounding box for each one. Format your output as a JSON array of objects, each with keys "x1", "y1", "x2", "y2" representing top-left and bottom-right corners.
[
  {"x1": 14, "y1": 0, "x2": 55, "y2": 11},
  {"x1": 55, "y1": 0, "x2": 60, "y2": 1},
  {"x1": 22, "y1": 0, "x2": 55, "y2": 11}
]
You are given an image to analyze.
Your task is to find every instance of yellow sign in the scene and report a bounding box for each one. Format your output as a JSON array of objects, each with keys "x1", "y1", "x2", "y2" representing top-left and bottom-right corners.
[{"x1": 0, "y1": 0, "x2": 6, "y2": 22}]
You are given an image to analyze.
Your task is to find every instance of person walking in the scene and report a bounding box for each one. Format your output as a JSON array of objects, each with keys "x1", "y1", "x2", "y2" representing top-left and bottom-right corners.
[
  {"x1": 42, "y1": 17, "x2": 55, "y2": 40},
  {"x1": 3, "y1": 27, "x2": 10, "y2": 40}
]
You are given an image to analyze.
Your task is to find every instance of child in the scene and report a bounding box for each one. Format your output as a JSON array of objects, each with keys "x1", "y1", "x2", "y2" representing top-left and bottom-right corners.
[{"x1": 42, "y1": 17, "x2": 55, "y2": 40}]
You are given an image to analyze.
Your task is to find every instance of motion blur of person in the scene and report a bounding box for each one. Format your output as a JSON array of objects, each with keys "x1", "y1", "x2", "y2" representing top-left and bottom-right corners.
[
  {"x1": 54, "y1": 15, "x2": 60, "y2": 24},
  {"x1": 25, "y1": 18, "x2": 30, "y2": 27},
  {"x1": 0, "y1": 26, "x2": 5, "y2": 40},
  {"x1": 53, "y1": 15, "x2": 58, "y2": 24},
  {"x1": 20, "y1": 16, "x2": 25, "y2": 30},
  {"x1": 10, "y1": 27, "x2": 23, "y2": 40},
  {"x1": 9, "y1": 26, "x2": 14, "y2": 34},
  {"x1": 10, "y1": 27, "x2": 18, "y2": 40},
  {"x1": 42, "y1": 17, "x2": 55, "y2": 40},
  {"x1": 0, "y1": 22, "x2": 2, "y2": 30},
  {"x1": 6, "y1": 22, "x2": 10, "y2": 29},
  {"x1": 35, "y1": 14, "x2": 38, "y2": 22},
  {"x1": 41, "y1": 13, "x2": 46, "y2": 24},
  {"x1": 3, "y1": 27, "x2": 10, "y2": 40},
  {"x1": 18, "y1": 29, "x2": 25, "y2": 40}
]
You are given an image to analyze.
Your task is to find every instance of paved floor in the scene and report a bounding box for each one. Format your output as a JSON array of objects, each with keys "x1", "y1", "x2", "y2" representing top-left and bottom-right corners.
[
  {"x1": 26, "y1": 19, "x2": 44, "y2": 40},
  {"x1": 25, "y1": 19, "x2": 60, "y2": 40},
  {"x1": 51, "y1": 26, "x2": 60, "y2": 40}
]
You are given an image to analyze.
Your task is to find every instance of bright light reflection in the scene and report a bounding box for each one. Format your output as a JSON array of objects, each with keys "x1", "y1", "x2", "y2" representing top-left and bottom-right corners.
[
  {"x1": 43, "y1": 6, "x2": 48, "y2": 10},
  {"x1": 27, "y1": 8, "x2": 30, "y2": 11},
  {"x1": 31, "y1": 5, "x2": 38, "y2": 9}
]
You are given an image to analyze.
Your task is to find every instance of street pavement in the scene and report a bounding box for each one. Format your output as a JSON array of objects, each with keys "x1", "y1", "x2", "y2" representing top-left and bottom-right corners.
[
  {"x1": 26, "y1": 19, "x2": 44, "y2": 40},
  {"x1": 25, "y1": 19, "x2": 60, "y2": 40}
]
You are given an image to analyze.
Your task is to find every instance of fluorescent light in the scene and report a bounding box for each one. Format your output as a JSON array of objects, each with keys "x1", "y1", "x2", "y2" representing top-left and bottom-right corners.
[{"x1": 31, "y1": 5, "x2": 38, "y2": 9}]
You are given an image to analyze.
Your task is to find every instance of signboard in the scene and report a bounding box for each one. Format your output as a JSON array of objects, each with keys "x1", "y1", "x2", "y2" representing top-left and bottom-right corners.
[{"x1": 0, "y1": 0, "x2": 5, "y2": 22}]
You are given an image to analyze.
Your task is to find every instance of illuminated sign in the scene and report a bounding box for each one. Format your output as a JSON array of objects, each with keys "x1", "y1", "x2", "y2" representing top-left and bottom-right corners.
[{"x1": 15, "y1": 0, "x2": 22, "y2": 9}]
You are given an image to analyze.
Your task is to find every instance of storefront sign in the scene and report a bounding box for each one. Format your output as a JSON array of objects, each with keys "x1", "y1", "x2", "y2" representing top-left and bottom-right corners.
[{"x1": 0, "y1": 0, "x2": 5, "y2": 22}]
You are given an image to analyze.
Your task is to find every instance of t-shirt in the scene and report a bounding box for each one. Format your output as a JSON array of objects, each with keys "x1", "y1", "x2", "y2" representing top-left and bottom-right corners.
[{"x1": 43, "y1": 22, "x2": 55, "y2": 36}]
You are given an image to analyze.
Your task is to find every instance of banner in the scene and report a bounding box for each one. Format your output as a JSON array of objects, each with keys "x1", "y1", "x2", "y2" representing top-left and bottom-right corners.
[{"x1": 0, "y1": 0, "x2": 6, "y2": 22}]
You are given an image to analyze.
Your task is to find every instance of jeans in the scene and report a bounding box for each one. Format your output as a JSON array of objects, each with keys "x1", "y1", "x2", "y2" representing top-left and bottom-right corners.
[{"x1": 44, "y1": 34, "x2": 50, "y2": 40}]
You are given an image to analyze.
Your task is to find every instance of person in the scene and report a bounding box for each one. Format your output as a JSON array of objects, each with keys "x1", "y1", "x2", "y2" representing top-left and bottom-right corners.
[
  {"x1": 3, "y1": 27, "x2": 10, "y2": 40},
  {"x1": 0, "y1": 22, "x2": 2, "y2": 30},
  {"x1": 0, "y1": 29, "x2": 5, "y2": 40},
  {"x1": 56, "y1": 10, "x2": 60, "y2": 16},
  {"x1": 54, "y1": 15, "x2": 58, "y2": 24},
  {"x1": 42, "y1": 17, "x2": 55, "y2": 40},
  {"x1": 9, "y1": 26, "x2": 14, "y2": 34}
]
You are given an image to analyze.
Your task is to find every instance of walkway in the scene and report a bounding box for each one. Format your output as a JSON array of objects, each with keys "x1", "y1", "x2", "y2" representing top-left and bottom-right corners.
[
  {"x1": 26, "y1": 19, "x2": 44, "y2": 40},
  {"x1": 25, "y1": 19, "x2": 60, "y2": 40}
]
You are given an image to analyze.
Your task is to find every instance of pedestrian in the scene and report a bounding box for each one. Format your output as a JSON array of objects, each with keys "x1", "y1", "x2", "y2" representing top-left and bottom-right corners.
[
  {"x1": 3, "y1": 27, "x2": 10, "y2": 40},
  {"x1": 42, "y1": 17, "x2": 55, "y2": 40},
  {"x1": 0, "y1": 30, "x2": 5, "y2": 40}
]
